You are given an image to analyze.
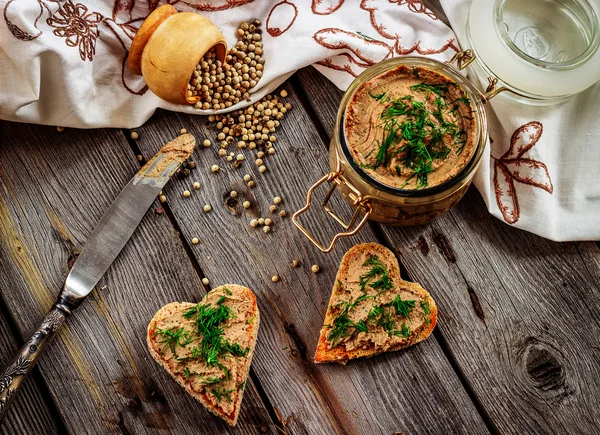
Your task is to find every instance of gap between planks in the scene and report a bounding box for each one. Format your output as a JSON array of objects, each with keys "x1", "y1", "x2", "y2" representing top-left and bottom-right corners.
[
  {"x1": 122, "y1": 129, "x2": 288, "y2": 435},
  {"x1": 289, "y1": 72, "x2": 500, "y2": 435}
]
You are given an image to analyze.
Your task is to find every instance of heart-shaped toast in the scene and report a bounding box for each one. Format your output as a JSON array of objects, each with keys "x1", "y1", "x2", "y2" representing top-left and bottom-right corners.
[
  {"x1": 147, "y1": 284, "x2": 260, "y2": 426},
  {"x1": 314, "y1": 243, "x2": 437, "y2": 364}
]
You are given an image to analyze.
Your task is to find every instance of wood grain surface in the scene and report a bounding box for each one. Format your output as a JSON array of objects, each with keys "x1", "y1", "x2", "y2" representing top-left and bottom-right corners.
[
  {"x1": 0, "y1": 123, "x2": 275, "y2": 434},
  {"x1": 131, "y1": 84, "x2": 487, "y2": 434},
  {"x1": 295, "y1": 65, "x2": 600, "y2": 435}
]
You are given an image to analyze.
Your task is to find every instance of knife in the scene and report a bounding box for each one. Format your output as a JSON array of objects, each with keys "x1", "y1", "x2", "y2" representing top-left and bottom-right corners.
[{"x1": 0, "y1": 134, "x2": 196, "y2": 419}]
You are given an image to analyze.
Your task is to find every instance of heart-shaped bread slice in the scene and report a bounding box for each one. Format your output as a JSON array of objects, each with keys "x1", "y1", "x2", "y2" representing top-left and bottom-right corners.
[
  {"x1": 314, "y1": 243, "x2": 436, "y2": 364},
  {"x1": 147, "y1": 284, "x2": 260, "y2": 426}
]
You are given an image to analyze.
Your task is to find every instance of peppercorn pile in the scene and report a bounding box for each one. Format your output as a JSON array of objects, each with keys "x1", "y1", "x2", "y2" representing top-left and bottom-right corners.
[
  {"x1": 187, "y1": 19, "x2": 265, "y2": 110},
  {"x1": 208, "y1": 91, "x2": 291, "y2": 171}
]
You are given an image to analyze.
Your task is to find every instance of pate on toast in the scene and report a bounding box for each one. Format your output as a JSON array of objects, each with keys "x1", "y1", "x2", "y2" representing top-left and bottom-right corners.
[
  {"x1": 147, "y1": 284, "x2": 260, "y2": 426},
  {"x1": 314, "y1": 243, "x2": 437, "y2": 364}
]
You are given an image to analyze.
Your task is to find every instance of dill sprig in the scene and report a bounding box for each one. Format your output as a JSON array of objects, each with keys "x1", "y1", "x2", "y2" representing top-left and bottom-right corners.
[
  {"x1": 211, "y1": 385, "x2": 234, "y2": 403},
  {"x1": 360, "y1": 255, "x2": 393, "y2": 292},
  {"x1": 155, "y1": 326, "x2": 193, "y2": 358},
  {"x1": 389, "y1": 295, "x2": 416, "y2": 318}
]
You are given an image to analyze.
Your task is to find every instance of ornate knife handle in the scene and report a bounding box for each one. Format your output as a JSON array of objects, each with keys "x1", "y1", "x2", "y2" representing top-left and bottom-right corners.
[{"x1": 0, "y1": 287, "x2": 85, "y2": 420}]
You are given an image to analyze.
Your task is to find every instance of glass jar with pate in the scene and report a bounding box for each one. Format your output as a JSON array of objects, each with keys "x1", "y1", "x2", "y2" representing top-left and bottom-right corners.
[
  {"x1": 293, "y1": 56, "x2": 489, "y2": 253},
  {"x1": 293, "y1": 0, "x2": 600, "y2": 253}
]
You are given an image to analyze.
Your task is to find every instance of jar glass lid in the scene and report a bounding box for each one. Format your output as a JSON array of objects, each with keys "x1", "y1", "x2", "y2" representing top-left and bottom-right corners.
[{"x1": 468, "y1": 0, "x2": 600, "y2": 98}]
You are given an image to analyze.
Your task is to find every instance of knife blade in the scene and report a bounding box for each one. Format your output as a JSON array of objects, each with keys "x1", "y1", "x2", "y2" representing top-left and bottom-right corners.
[{"x1": 0, "y1": 134, "x2": 195, "y2": 419}]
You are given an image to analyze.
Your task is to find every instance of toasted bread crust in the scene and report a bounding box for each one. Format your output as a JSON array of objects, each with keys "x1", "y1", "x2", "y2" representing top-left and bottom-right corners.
[
  {"x1": 147, "y1": 285, "x2": 260, "y2": 426},
  {"x1": 314, "y1": 243, "x2": 437, "y2": 364}
]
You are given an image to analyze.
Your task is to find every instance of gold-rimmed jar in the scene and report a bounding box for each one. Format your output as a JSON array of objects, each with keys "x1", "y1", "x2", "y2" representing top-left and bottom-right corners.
[{"x1": 293, "y1": 56, "x2": 489, "y2": 253}]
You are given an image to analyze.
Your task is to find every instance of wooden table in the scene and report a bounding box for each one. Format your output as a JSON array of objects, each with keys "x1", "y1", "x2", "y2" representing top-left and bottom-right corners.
[{"x1": 1, "y1": 67, "x2": 600, "y2": 435}]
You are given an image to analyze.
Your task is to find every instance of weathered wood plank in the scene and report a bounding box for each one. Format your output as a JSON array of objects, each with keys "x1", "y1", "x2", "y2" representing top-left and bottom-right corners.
[
  {"x1": 132, "y1": 83, "x2": 488, "y2": 433},
  {"x1": 0, "y1": 304, "x2": 61, "y2": 435},
  {"x1": 0, "y1": 122, "x2": 276, "y2": 434},
  {"x1": 296, "y1": 65, "x2": 600, "y2": 434}
]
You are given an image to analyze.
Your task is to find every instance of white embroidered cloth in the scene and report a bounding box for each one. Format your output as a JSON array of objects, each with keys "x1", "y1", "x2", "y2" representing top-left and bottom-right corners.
[{"x1": 0, "y1": 0, "x2": 598, "y2": 240}]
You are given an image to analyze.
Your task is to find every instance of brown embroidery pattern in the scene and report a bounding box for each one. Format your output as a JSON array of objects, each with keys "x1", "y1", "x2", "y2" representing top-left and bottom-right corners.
[
  {"x1": 493, "y1": 121, "x2": 553, "y2": 224},
  {"x1": 361, "y1": 0, "x2": 457, "y2": 56},
  {"x1": 3, "y1": 0, "x2": 50, "y2": 41},
  {"x1": 46, "y1": 0, "x2": 103, "y2": 61},
  {"x1": 313, "y1": 28, "x2": 394, "y2": 65},
  {"x1": 316, "y1": 58, "x2": 359, "y2": 77},
  {"x1": 394, "y1": 0, "x2": 437, "y2": 20},
  {"x1": 312, "y1": 0, "x2": 345, "y2": 15},
  {"x1": 267, "y1": 0, "x2": 298, "y2": 37},
  {"x1": 182, "y1": 0, "x2": 255, "y2": 12}
]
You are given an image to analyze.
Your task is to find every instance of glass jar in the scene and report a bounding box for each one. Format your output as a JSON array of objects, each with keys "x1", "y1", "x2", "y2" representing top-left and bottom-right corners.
[
  {"x1": 466, "y1": 0, "x2": 600, "y2": 104},
  {"x1": 293, "y1": 56, "x2": 489, "y2": 252}
]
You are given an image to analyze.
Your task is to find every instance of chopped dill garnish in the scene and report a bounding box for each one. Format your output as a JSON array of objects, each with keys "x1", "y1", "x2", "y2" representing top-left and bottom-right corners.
[
  {"x1": 369, "y1": 90, "x2": 388, "y2": 102},
  {"x1": 410, "y1": 82, "x2": 449, "y2": 97},
  {"x1": 364, "y1": 77, "x2": 469, "y2": 188},
  {"x1": 201, "y1": 377, "x2": 223, "y2": 385},
  {"x1": 359, "y1": 255, "x2": 393, "y2": 292},
  {"x1": 389, "y1": 295, "x2": 416, "y2": 318},
  {"x1": 211, "y1": 385, "x2": 234, "y2": 403},
  {"x1": 399, "y1": 322, "x2": 410, "y2": 338},
  {"x1": 181, "y1": 295, "x2": 248, "y2": 377},
  {"x1": 356, "y1": 31, "x2": 376, "y2": 41},
  {"x1": 155, "y1": 326, "x2": 193, "y2": 358},
  {"x1": 354, "y1": 319, "x2": 369, "y2": 333}
]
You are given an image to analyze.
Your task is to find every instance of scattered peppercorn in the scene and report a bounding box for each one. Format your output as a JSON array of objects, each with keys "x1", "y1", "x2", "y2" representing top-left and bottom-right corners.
[
  {"x1": 180, "y1": 128, "x2": 187, "y2": 135},
  {"x1": 271, "y1": 275, "x2": 279, "y2": 282},
  {"x1": 211, "y1": 165, "x2": 220, "y2": 173},
  {"x1": 130, "y1": 131, "x2": 138, "y2": 139},
  {"x1": 243, "y1": 201, "x2": 251, "y2": 209},
  {"x1": 202, "y1": 278, "x2": 209, "y2": 285},
  {"x1": 273, "y1": 196, "x2": 282, "y2": 204},
  {"x1": 264, "y1": 218, "x2": 272, "y2": 226},
  {"x1": 230, "y1": 190, "x2": 238, "y2": 198},
  {"x1": 258, "y1": 165, "x2": 267, "y2": 173},
  {"x1": 159, "y1": 195, "x2": 167, "y2": 203},
  {"x1": 193, "y1": 182, "x2": 201, "y2": 190},
  {"x1": 192, "y1": 237, "x2": 199, "y2": 245},
  {"x1": 203, "y1": 139, "x2": 211, "y2": 147},
  {"x1": 280, "y1": 89, "x2": 288, "y2": 98},
  {"x1": 312, "y1": 264, "x2": 320, "y2": 273},
  {"x1": 279, "y1": 210, "x2": 287, "y2": 217},
  {"x1": 183, "y1": 190, "x2": 191, "y2": 198},
  {"x1": 57, "y1": 126, "x2": 65, "y2": 132},
  {"x1": 203, "y1": 204, "x2": 212, "y2": 212},
  {"x1": 250, "y1": 219, "x2": 258, "y2": 227},
  {"x1": 136, "y1": 155, "x2": 143, "y2": 161},
  {"x1": 269, "y1": 205, "x2": 278, "y2": 213},
  {"x1": 291, "y1": 259, "x2": 299, "y2": 267},
  {"x1": 263, "y1": 225, "x2": 271, "y2": 233}
]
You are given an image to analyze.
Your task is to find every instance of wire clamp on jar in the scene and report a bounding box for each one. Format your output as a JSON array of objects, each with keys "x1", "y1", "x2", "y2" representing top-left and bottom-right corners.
[
  {"x1": 292, "y1": 169, "x2": 372, "y2": 253},
  {"x1": 445, "y1": 49, "x2": 509, "y2": 102}
]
